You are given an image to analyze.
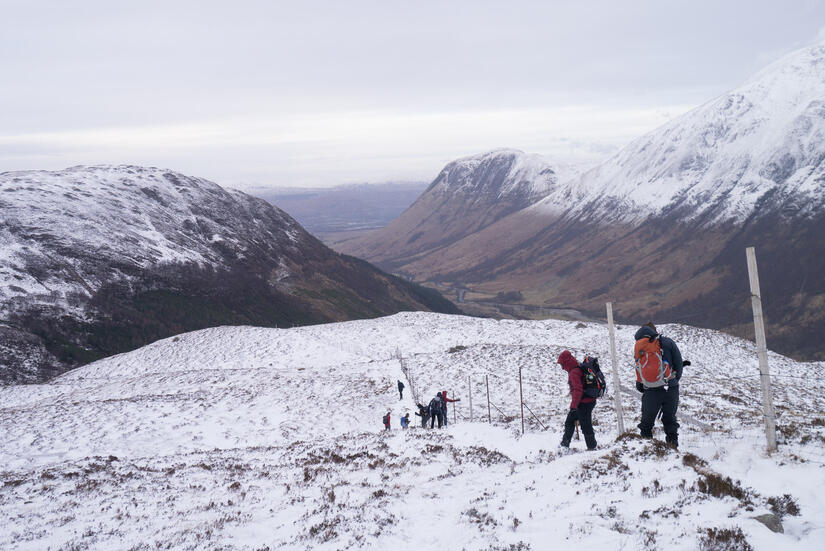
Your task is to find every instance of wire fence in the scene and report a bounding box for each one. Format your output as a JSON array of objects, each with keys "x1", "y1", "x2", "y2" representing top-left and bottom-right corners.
[
  {"x1": 396, "y1": 352, "x2": 825, "y2": 461},
  {"x1": 391, "y1": 248, "x2": 825, "y2": 460}
]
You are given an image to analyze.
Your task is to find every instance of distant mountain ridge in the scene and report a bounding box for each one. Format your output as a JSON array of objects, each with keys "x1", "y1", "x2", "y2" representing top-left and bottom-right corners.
[
  {"x1": 254, "y1": 181, "x2": 428, "y2": 234},
  {"x1": 0, "y1": 165, "x2": 459, "y2": 383},
  {"x1": 336, "y1": 149, "x2": 580, "y2": 269},
  {"x1": 333, "y1": 40, "x2": 825, "y2": 360}
]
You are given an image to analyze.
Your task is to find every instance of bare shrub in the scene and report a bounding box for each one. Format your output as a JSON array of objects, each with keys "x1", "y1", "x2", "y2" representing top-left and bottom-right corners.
[
  {"x1": 696, "y1": 473, "x2": 749, "y2": 503},
  {"x1": 698, "y1": 527, "x2": 753, "y2": 551},
  {"x1": 767, "y1": 494, "x2": 800, "y2": 517}
]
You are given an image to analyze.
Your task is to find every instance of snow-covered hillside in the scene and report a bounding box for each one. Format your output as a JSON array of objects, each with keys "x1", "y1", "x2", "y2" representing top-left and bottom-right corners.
[
  {"x1": 0, "y1": 165, "x2": 458, "y2": 384},
  {"x1": 332, "y1": 149, "x2": 587, "y2": 271},
  {"x1": 534, "y1": 40, "x2": 825, "y2": 224},
  {"x1": 0, "y1": 165, "x2": 302, "y2": 300},
  {"x1": 429, "y1": 149, "x2": 576, "y2": 202},
  {"x1": 0, "y1": 165, "x2": 305, "y2": 382},
  {"x1": 1, "y1": 313, "x2": 823, "y2": 550}
]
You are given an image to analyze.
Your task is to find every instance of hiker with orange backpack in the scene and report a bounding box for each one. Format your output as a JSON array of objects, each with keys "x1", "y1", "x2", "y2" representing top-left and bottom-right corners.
[
  {"x1": 634, "y1": 322, "x2": 690, "y2": 449},
  {"x1": 558, "y1": 350, "x2": 598, "y2": 450}
]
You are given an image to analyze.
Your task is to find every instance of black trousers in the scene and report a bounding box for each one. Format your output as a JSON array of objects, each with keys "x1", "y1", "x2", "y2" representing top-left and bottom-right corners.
[
  {"x1": 430, "y1": 411, "x2": 443, "y2": 429},
  {"x1": 562, "y1": 400, "x2": 597, "y2": 449},
  {"x1": 638, "y1": 385, "x2": 680, "y2": 439}
]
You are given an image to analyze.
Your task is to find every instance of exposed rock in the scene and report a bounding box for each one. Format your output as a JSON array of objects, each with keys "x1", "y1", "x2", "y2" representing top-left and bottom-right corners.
[{"x1": 753, "y1": 513, "x2": 784, "y2": 533}]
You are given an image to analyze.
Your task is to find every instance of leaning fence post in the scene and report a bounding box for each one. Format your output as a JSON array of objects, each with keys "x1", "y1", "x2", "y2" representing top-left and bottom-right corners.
[
  {"x1": 606, "y1": 302, "x2": 625, "y2": 434},
  {"x1": 746, "y1": 246, "x2": 778, "y2": 452},
  {"x1": 486, "y1": 374, "x2": 491, "y2": 423},
  {"x1": 519, "y1": 366, "x2": 525, "y2": 435}
]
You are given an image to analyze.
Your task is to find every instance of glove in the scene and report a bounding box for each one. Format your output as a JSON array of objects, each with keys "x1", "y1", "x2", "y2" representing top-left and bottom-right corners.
[
  {"x1": 682, "y1": 360, "x2": 691, "y2": 367},
  {"x1": 636, "y1": 382, "x2": 645, "y2": 393},
  {"x1": 569, "y1": 407, "x2": 577, "y2": 414},
  {"x1": 456, "y1": 398, "x2": 461, "y2": 401}
]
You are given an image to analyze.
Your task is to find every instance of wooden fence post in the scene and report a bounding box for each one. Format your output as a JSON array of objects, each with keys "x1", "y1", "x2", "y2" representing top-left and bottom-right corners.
[
  {"x1": 486, "y1": 374, "x2": 491, "y2": 423},
  {"x1": 519, "y1": 366, "x2": 525, "y2": 435},
  {"x1": 746, "y1": 247, "x2": 778, "y2": 452},
  {"x1": 468, "y1": 375, "x2": 473, "y2": 422},
  {"x1": 606, "y1": 302, "x2": 625, "y2": 434}
]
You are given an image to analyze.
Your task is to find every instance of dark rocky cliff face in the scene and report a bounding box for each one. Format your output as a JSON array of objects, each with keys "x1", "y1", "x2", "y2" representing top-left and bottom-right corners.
[{"x1": 0, "y1": 166, "x2": 459, "y2": 384}]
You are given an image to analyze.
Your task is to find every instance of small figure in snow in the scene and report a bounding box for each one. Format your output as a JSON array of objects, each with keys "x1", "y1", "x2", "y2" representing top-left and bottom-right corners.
[
  {"x1": 382, "y1": 410, "x2": 391, "y2": 431},
  {"x1": 398, "y1": 380, "x2": 405, "y2": 400},
  {"x1": 633, "y1": 322, "x2": 690, "y2": 449},
  {"x1": 400, "y1": 412, "x2": 410, "y2": 429},
  {"x1": 429, "y1": 392, "x2": 444, "y2": 429},
  {"x1": 440, "y1": 389, "x2": 460, "y2": 426},
  {"x1": 558, "y1": 350, "x2": 598, "y2": 450},
  {"x1": 415, "y1": 403, "x2": 430, "y2": 428}
]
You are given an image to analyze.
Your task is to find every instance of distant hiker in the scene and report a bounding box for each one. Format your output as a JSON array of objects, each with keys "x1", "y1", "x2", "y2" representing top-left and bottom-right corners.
[
  {"x1": 415, "y1": 403, "x2": 430, "y2": 428},
  {"x1": 400, "y1": 413, "x2": 410, "y2": 429},
  {"x1": 558, "y1": 350, "x2": 597, "y2": 450},
  {"x1": 633, "y1": 322, "x2": 690, "y2": 449},
  {"x1": 440, "y1": 389, "x2": 460, "y2": 426},
  {"x1": 429, "y1": 393, "x2": 444, "y2": 429},
  {"x1": 398, "y1": 380, "x2": 405, "y2": 400},
  {"x1": 383, "y1": 411, "x2": 391, "y2": 431}
]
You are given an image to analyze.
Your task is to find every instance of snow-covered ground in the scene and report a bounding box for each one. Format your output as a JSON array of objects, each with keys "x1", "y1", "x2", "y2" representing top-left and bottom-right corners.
[{"x1": 1, "y1": 312, "x2": 823, "y2": 550}]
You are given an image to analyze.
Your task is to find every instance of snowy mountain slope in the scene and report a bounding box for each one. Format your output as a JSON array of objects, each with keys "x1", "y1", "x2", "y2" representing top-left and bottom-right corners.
[
  {"x1": 532, "y1": 40, "x2": 825, "y2": 224},
  {"x1": 334, "y1": 150, "x2": 573, "y2": 270},
  {"x1": 1, "y1": 312, "x2": 823, "y2": 550},
  {"x1": 427, "y1": 149, "x2": 566, "y2": 202},
  {"x1": 333, "y1": 40, "x2": 825, "y2": 362},
  {"x1": 0, "y1": 165, "x2": 458, "y2": 384}
]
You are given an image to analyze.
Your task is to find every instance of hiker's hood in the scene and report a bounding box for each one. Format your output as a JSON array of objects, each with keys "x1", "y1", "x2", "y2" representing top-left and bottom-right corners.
[{"x1": 557, "y1": 350, "x2": 579, "y2": 372}]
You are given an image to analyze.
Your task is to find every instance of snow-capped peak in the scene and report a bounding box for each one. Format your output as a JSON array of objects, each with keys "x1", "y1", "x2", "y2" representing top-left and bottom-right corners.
[
  {"x1": 430, "y1": 149, "x2": 563, "y2": 202},
  {"x1": 533, "y1": 40, "x2": 825, "y2": 225}
]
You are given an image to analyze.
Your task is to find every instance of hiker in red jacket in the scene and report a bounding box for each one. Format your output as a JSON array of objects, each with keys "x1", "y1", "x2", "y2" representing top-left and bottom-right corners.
[
  {"x1": 440, "y1": 389, "x2": 460, "y2": 426},
  {"x1": 558, "y1": 350, "x2": 597, "y2": 450}
]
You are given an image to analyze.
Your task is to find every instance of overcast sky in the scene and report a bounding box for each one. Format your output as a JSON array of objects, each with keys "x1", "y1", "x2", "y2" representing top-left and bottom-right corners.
[{"x1": 2, "y1": 1, "x2": 825, "y2": 189}]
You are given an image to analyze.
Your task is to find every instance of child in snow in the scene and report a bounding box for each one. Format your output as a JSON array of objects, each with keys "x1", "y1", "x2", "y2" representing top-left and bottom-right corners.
[
  {"x1": 383, "y1": 411, "x2": 391, "y2": 431},
  {"x1": 400, "y1": 413, "x2": 410, "y2": 429}
]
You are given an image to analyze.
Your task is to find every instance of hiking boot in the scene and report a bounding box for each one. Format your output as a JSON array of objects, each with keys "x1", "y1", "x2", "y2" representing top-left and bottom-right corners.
[
  {"x1": 560, "y1": 439, "x2": 571, "y2": 448},
  {"x1": 666, "y1": 434, "x2": 679, "y2": 449}
]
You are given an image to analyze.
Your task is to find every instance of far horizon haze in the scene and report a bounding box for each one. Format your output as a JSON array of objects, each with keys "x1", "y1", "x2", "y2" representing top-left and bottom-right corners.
[{"x1": 2, "y1": 1, "x2": 825, "y2": 189}]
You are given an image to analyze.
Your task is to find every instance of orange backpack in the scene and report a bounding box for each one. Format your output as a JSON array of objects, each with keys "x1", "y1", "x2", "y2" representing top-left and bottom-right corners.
[{"x1": 634, "y1": 335, "x2": 672, "y2": 388}]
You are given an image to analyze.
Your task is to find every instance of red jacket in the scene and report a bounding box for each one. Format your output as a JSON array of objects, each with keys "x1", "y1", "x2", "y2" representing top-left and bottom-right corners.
[
  {"x1": 558, "y1": 350, "x2": 595, "y2": 409},
  {"x1": 441, "y1": 390, "x2": 458, "y2": 405}
]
